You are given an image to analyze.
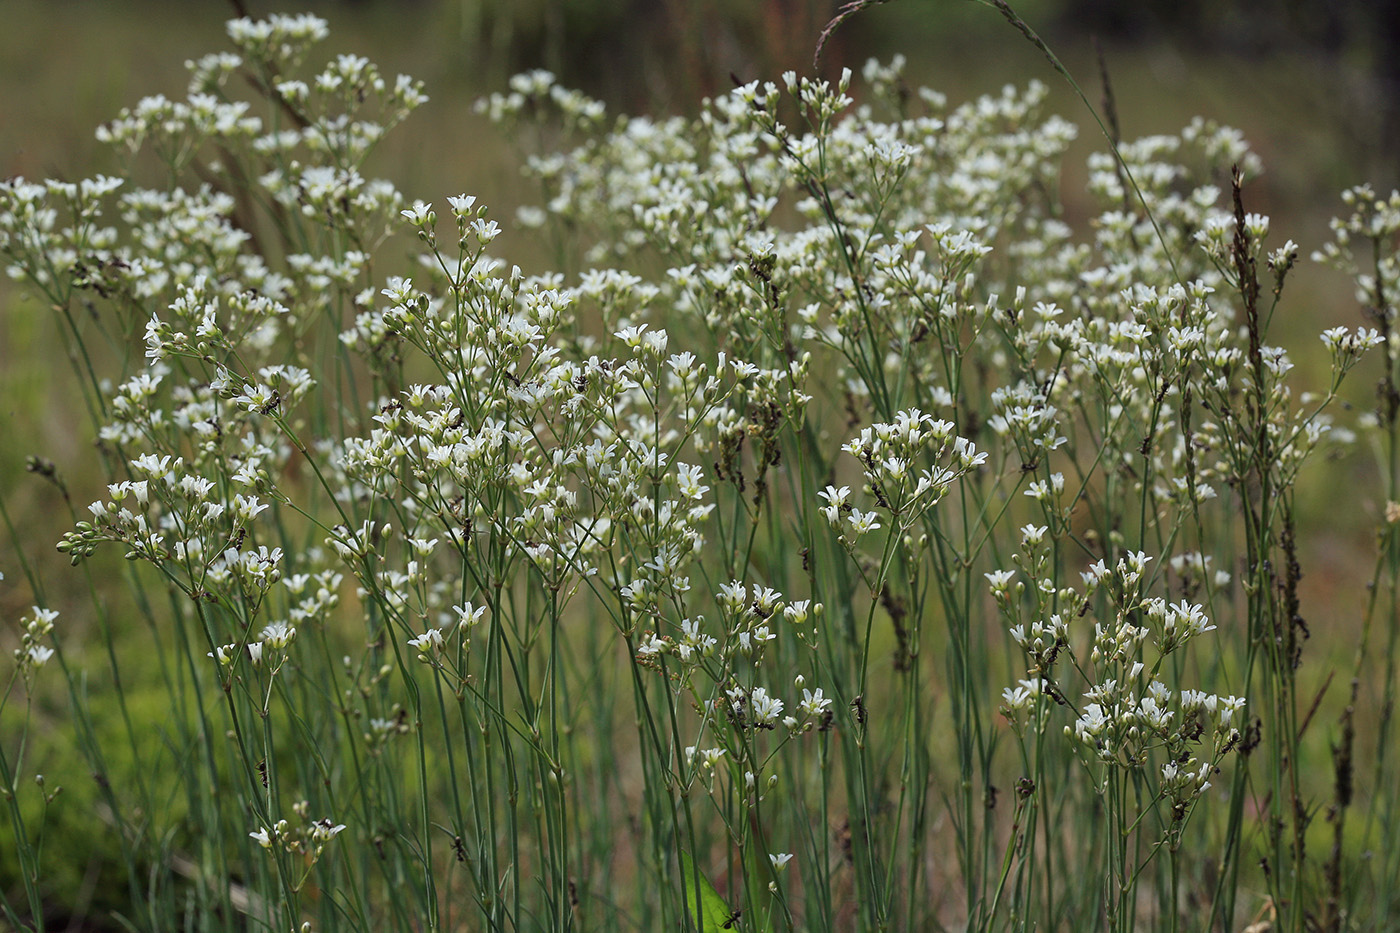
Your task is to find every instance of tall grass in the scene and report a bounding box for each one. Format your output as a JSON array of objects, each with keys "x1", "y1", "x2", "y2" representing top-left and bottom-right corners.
[{"x1": 2, "y1": 8, "x2": 1398, "y2": 932}]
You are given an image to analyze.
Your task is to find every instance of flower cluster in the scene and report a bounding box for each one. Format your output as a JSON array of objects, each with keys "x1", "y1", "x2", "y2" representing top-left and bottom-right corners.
[
  {"x1": 249, "y1": 800, "x2": 347, "y2": 863},
  {"x1": 11, "y1": 605, "x2": 58, "y2": 686},
  {"x1": 999, "y1": 545, "x2": 1244, "y2": 819},
  {"x1": 832, "y1": 408, "x2": 986, "y2": 539}
]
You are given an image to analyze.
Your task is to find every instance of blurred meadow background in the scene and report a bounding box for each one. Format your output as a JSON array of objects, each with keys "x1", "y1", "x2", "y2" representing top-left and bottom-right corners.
[{"x1": 5, "y1": 0, "x2": 1400, "y2": 928}]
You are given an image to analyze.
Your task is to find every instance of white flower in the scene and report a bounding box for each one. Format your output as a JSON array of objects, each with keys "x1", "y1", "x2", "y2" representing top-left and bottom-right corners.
[
  {"x1": 454, "y1": 602, "x2": 488, "y2": 628},
  {"x1": 847, "y1": 509, "x2": 881, "y2": 536},
  {"x1": 799, "y1": 687, "x2": 832, "y2": 718},
  {"x1": 470, "y1": 217, "x2": 500, "y2": 243},
  {"x1": 985, "y1": 569, "x2": 1016, "y2": 594},
  {"x1": 400, "y1": 201, "x2": 433, "y2": 227},
  {"x1": 717, "y1": 583, "x2": 747, "y2": 614},
  {"x1": 446, "y1": 194, "x2": 477, "y2": 217},
  {"x1": 690, "y1": 747, "x2": 726, "y2": 769},
  {"x1": 675, "y1": 462, "x2": 709, "y2": 500},
  {"x1": 26, "y1": 607, "x2": 58, "y2": 635},
  {"x1": 635, "y1": 633, "x2": 666, "y2": 658},
  {"x1": 1081, "y1": 559, "x2": 1109, "y2": 588},
  {"x1": 309, "y1": 818, "x2": 346, "y2": 845},
  {"x1": 783, "y1": 600, "x2": 811, "y2": 625},
  {"x1": 408, "y1": 629, "x2": 444, "y2": 657},
  {"x1": 260, "y1": 621, "x2": 296, "y2": 649},
  {"x1": 1001, "y1": 678, "x2": 1047, "y2": 713},
  {"x1": 817, "y1": 485, "x2": 850, "y2": 525},
  {"x1": 749, "y1": 687, "x2": 784, "y2": 726},
  {"x1": 1073, "y1": 703, "x2": 1110, "y2": 742}
]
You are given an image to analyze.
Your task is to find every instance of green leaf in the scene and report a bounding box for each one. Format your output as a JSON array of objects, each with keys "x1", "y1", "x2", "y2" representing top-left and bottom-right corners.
[{"x1": 679, "y1": 849, "x2": 736, "y2": 932}]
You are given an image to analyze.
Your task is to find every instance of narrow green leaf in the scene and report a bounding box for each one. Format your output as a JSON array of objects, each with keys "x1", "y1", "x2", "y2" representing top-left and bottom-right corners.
[{"x1": 679, "y1": 850, "x2": 736, "y2": 932}]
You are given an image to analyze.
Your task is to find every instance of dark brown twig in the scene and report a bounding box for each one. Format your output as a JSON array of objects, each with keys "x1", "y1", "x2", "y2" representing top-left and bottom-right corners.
[{"x1": 815, "y1": 0, "x2": 890, "y2": 68}]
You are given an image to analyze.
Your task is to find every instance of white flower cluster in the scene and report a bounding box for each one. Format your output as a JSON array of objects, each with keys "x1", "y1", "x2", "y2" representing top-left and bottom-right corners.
[
  {"x1": 407, "y1": 601, "x2": 487, "y2": 674},
  {"x1": 999, "y1": 545, "x2": 1244, "y2": 816},
  {"x1": 11, "y1": 605, "x2": 58, "y2": 685},
  {"x1": 249, "y1": 799, "x2": 346, "y2": 863},
  {"x1": 830, "y1": 409, "x2": 986, "y2": 542}
]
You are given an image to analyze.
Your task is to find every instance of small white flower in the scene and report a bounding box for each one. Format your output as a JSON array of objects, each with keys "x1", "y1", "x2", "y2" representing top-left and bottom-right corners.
[
  {"x1": 454, "y1": 602, "x2": 488, "y2": 628},
  {"x1": 408, "y1": 629, "x2": 444, "y2": 657},
  {"x1": 400, "y1": 201, "x2": 433, "y2": 227},
  {"x1": 817, "y1": 485, "x2": 851, "y2": 526},
  {"x1": 783, "y1": 600, "x2": 811, "y2": 625},
  {"x1": 749, "y1": 687, "x2": 784, "y2": 725},
  {"x1": 847, "y1": 509, "x2": 881, "y2": 536},
  {"x1": 309, "y1": 818, "x2": 346, "y2": 845},
  {"x1": 1081, "y1": 559, "x2": 1109, "y2": 588},
  {"x1": 799, "y1": 687, "x2": 832, "y2": 718},
  {"x1": 446, "y1": 194, "x2": 477, "y2": 216},
  {"x1": 985, "y1": 569, "x2": 1016, "y2": 594},
  {"x1": 675, "y1": 463, "x2": 709, "y2": 500},
  {"x1": 260, "y1": 621, "x2": 296, "y2": 649},
  {"x1": 635, "y1": 633, "x2": 666, "y2": 658}
]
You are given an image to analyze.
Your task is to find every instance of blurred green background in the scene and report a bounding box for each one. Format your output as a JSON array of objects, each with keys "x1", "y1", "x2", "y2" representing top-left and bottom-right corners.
[{"x1": 3, "y1": 0, "x2": 1397, "y2": 926}]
